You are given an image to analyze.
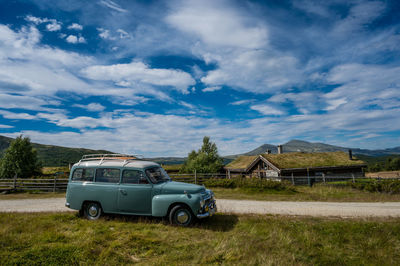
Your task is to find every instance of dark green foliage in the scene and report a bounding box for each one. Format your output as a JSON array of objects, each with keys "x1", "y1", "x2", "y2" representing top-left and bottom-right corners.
[
  {"x1": 180, "y1": 136, "x2": 224, "y2": 173},
  {"x1": 204, "y1": 178, "x2": 296, "y2": 192},
  {"x1": 349, "y1": 179, "x2": 400, "y2": 194},
  {"x1": 363, "y1": 155, "x2": 400, "y2": 172},
  {"x1": 0, "y1": 135, "x2": 42, "y2": 178},
  {"x1": 0, "y1": 135, "x2": 112, "y2": 166}
]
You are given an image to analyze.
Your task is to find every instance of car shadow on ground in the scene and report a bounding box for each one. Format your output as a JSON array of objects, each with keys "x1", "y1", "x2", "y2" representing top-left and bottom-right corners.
[{"x1": 83, "y1": 212, "x2": 238, "y2": 232}]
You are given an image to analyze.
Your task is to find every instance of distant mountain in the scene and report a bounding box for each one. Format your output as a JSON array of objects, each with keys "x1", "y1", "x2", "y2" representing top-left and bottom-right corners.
[
  {"x1": 1, "y1": 134, "x2": 399, "y2": 167},
  {"x1": 226, "y1": 139, "x2": 400, "y2": 159},
  {"x1": 0, "y1": 135, "x2": 113, "y2": 167}
]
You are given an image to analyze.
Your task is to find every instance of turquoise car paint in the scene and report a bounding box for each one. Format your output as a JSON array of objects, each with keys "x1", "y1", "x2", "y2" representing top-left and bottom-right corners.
[
  {"x1": 118, "y1": 183, "x2": 153, "y2": 214},
  {"x1": 159, "y1": 181, "x2": 205, "y2": 194},
  {"x1": 151, "y1": 193, "x2": 202, "y2": 217},
  {"x1": 65, "y1": 156, "x2": 217, "y2": 220}
]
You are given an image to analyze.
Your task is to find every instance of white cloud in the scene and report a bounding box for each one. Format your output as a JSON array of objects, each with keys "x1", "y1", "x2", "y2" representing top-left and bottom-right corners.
[
  {"x1": 99, "y1": 0, "x2": 128, "y2": 13},
  {"x1": 0, "y1": 110, "x2": 36, "y2": 120},
  {"x1": 250, "y1": 105, "x2": 285, "y2": 116},
  {"x1": 74, "y1": 103, "x2": 106, "y2": 112},
  {"x1": 116, "y1": 29, "x2": 130, "y2": 39},
  {"x1": 25, "y1": 15, "x2": 62, "y2": 31},
  {"x1": 166, "y1": 1, "x2": 303, "y2": 93},
  {"x1": 166, "y1": 0, "x2": 267, "y2": 49},
  {"x1": 229, "y1": 99, "x2": 253, "y2": 106},
  {"x1": 0, "y1": 124, "x2": 13, "y2": 129},
  {"x1": 202, "y1": 86, "x2": 221, "y2": 92},
  {"x1": 46, "y1": 21, "x2": 62, "y2": 32},
  {"x1": 81, "y1": 61, "x2": 195, "y2": 93},
  {"x1": 66, "y1": 35, "x2": 86, "y2": 44},
  {"x1": 68, "y1": 23, "x2": 83, "y2": 30},
  {"x1": 97, "y1": 28, "x2": 116, "y2": 40}
]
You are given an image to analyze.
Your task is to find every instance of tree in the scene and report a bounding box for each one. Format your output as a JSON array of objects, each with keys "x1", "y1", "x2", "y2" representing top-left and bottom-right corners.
[
  {"x1": 180, "y1": 136, "x2": 224, "y2": 173},
  {"x1": 0, "y1": 135, "x2": 42, "y2": 178}
]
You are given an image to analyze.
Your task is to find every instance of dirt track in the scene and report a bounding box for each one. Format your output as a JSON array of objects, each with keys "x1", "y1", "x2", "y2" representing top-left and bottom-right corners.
[{"x1": 1, "y1": 198, "x2": 400, "y2": 218}]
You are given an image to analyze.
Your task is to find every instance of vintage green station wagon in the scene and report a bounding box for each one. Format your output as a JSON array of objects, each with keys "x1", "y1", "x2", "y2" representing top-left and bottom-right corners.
[{"x1": 65, "y1": 154, "x2": 216, "y2": 226}]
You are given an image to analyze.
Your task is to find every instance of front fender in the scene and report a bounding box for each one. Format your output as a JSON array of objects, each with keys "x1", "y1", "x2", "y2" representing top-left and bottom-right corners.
[{"x1": 152, "y1": 194, "x2": 201, "y2": 217}]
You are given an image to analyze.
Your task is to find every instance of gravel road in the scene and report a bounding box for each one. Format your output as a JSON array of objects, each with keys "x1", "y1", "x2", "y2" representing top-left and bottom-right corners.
[{"x1": 2, "y1": 198, "x2": 400, "y2": 218}]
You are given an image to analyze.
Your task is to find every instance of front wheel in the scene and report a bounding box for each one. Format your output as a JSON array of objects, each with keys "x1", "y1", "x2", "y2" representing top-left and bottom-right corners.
[
  {"x1": 169, "y1": 205, "x2": 193, "y2": 226},
  {"x1": 83, "y1": 202, "x2": 102, "y2": 220}
]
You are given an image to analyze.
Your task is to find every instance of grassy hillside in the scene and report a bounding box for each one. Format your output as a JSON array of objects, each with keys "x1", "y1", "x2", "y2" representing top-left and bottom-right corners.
[{"x1": 0, "y1": 135, "x2": 113, "y2": 167}]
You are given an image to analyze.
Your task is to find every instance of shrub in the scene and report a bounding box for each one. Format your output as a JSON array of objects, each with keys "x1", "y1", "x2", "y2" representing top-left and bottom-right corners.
[
  {"x1": 203, "y1": 178, "x2": 296, "y2": 192},
  {"x1": 348, "y1": 179, "x2": 400, "y2": 194}
]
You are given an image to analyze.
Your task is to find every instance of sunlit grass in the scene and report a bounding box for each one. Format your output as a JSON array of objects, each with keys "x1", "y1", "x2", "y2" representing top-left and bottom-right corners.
[{"x1": 1, "y1": 212, "x2": 400, "y2": 265}]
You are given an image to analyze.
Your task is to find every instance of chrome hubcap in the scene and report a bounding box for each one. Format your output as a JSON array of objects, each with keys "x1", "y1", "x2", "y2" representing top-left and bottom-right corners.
[
  {"x1": 176, "y1": 210, "x2": 189, "y2": 224},
  {"x1": 88, "y1": 206, "x2": 98, "y2": 217}
]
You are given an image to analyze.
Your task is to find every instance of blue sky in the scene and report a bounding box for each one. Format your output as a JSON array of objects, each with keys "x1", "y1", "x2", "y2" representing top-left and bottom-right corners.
[{"x1": 0, "y1": 0, "x2": 399, "y2": 156}]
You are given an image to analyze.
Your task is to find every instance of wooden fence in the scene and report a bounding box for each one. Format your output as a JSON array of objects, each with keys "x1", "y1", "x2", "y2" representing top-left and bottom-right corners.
[
  {"x1": 0, "y1": 177, "x2": 69, "y2": 192},
  {"x1": 1, "y1": 174, "x2": 400, "y2": 192}
]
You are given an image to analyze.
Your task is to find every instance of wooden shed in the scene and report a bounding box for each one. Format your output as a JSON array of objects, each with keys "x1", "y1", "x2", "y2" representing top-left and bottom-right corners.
[{"x1": 225, "y1": 151, "x2": 366, "y2": 178}]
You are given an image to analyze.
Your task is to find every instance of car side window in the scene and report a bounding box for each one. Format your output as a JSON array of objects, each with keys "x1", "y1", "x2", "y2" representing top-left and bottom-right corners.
[
  {"x1": 72, "y1": 168, "x2": 94, "y2": 181},
  {"x1": 95, "y1": 168, "x2": 120, "y2": 183},
  {"x1": 122, "y1": 170, "x2": 148, "y2": 184}
]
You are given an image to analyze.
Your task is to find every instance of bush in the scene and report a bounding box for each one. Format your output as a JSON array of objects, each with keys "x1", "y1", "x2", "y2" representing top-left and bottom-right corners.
[
  {"x1": 203, "y1": 178, "x2": 296, "y2": 192},
  {"x1": 349, "y1": 179, "x2": 400, "y2": 194},
  {"x1": 0, "y1": 135, "x2": 42, "y2": 178}
]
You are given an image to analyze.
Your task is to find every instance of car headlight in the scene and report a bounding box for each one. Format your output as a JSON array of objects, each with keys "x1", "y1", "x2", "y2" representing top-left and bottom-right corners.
[{"x1": 200, "y1": 198, "x2": 205, "y2": 208}]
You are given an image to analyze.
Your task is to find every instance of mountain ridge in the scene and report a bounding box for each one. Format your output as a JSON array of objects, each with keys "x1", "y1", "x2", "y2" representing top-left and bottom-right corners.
[{"x1": 0, "y1": 135, "x2": 399, "y2": 166}]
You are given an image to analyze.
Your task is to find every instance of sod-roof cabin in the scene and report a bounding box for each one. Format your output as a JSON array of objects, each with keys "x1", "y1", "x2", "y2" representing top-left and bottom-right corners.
[{"x1": 225, "y1": 151, "x2": 366, "y2": 178}]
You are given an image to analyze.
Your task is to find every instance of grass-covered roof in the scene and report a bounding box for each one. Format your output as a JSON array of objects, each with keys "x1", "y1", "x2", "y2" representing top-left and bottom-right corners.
[
  {"x1": 226, "y1": 151, "x2": 366, "y2": 170},
  {"x1": 262, "y1": 152, "x2": 365, "y2": 169},
  {"x1": 225, "y1": 155, "x2": 258, "y2": 170}
]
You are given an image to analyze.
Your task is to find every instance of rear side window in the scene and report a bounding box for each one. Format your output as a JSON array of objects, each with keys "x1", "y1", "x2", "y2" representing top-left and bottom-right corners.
[
  {"x1": 122, "y1": 170, "x2": 148, "y2": 184},
  {"x1": 95, "y1": 168, "x2": 120, "y2": 183},
  {"x1": 72, "y1": 168, "x2": 94, "y2": 181}
]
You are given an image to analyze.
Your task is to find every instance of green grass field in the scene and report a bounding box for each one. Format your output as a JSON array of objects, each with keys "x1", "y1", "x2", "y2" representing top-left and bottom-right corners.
[
  {"x1": 212, "y1": 184, "x2": 400, "y2": 202},
  {"x1": 1, "y1": 212, "x2": 400, "y2": 265}
]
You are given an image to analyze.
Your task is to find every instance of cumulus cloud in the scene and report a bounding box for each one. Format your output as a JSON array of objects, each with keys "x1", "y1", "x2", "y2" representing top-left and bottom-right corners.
[
  {"x1": 166, "y1": 0, "x2": 267, "y2": 49},
  {"x1": 25, "y1": 15, "x2": 62, "y2": 31},
  {"x1": 81, "y1": 61, "x2": 195, "y2": 93},
  {"x1": 97, "y1": 27, "x2": 116, "y2": 40},
  {"x1": 65, "y1": 35, "x2": 86, "y2": 44},
  {"x1": 67, "y1": 23, "x2": 83, "y2": 30}
]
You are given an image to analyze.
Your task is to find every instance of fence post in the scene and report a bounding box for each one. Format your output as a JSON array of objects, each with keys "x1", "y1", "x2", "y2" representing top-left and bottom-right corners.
[
  {"x1": 307, "y1": 168, "x2": 311, "y2": 187},
  {"x1": 322, "y1": 173, "x2": 326, "y2": 184},
  {"x1": 13, "y1": 173, "x2": 17, "y2": 191},
  {"x1": 228, "y1": 170, "x2": 231, "y2": 179},
  {"x1": 53, "y1": 175, "x2": 57, "y2": 192},
  {"x1": 194, "y1": 169, "x2": 197, "y2": 184},
  {"x1": 352, "y1": 173, "x2": 355, "y2": 183},
  {"x1": 291, "y1": 172, "x2": 295, "y2": 185}
]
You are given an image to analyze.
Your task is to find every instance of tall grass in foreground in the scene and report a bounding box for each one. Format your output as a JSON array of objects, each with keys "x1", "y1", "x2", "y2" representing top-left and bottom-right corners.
[{"x1": 1, "y1": 213, "x2": 400, "y2": 265}]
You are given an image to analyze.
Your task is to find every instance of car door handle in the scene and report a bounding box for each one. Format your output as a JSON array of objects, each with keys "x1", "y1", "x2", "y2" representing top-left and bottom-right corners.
[{"x1": 119, "y1": 189, "x2": 127, "y2": 195}]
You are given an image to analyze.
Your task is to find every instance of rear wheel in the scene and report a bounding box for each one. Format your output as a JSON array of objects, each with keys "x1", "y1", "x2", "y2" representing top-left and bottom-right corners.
[
  {"x1": 83, "y1": 202, "x2": 102, "y2": 220},
  {"x1": 169, "y1": 205, "x2": 193, "y2": 226}
]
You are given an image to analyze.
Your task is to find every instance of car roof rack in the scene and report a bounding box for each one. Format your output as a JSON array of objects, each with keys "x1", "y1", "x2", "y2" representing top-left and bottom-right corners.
[{"x1": 78, "y1": 154, "x2": 143, "y2": 166}]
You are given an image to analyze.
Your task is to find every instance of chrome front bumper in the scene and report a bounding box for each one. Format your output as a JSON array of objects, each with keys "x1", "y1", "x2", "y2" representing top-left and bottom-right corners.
[{"x1": 197, "y1": 200, "x2": 217, "y2": 219}]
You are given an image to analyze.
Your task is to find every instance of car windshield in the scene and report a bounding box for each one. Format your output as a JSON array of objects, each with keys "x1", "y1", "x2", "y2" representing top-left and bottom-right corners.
[{"x1": 145, "y1": 167, "x2": 171, "y2": 184}]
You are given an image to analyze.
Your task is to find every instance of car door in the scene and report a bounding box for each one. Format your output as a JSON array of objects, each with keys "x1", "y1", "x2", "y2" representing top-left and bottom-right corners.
[
  {"x1": 91, "y1": 167, "x2": 120, "y2": 213},
  {"x1": 118, "y1": 169, "x2": 153, "y2": 214}
]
